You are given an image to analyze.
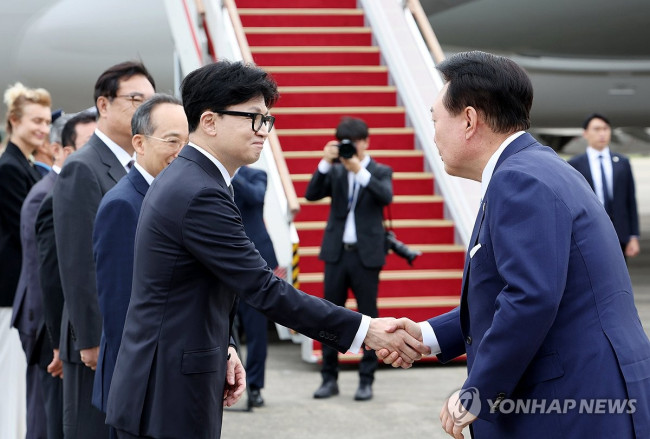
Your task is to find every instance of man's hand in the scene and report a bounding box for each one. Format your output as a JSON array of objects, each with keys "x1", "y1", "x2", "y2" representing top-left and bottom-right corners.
[
  {"x1": 79, "y1": 346, "x2": 99, "y2": 371},
  {"x1": 223, "y1": 346, "x2": 246, "y2": 407},
  {"x1": 48, "y1": 349, "x2": 63, "y2": 378},
  {"x1": 340, "y1": 155, "x2": 361, "y2": 173},
  {"x1": 440, "y1": 390, "x2": 478, "y2": 439},
  {"x1": 625, "y1": 237, "x2": 640, "y2": 258},
  {"x1": 323, "y1": 141, "x2": 339, "y2": 163},
  {"x1": 375, "y1": 318, "x2": 429, "y2": 368},
  {"x1": 363, "y1": 317, "x2": 429, "y2": 369}
]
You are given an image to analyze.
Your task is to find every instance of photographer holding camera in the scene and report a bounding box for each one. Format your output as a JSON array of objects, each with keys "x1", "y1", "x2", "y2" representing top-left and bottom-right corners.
[{"x1": 305, "y1": 117, "x2": 393, "y2": 402}]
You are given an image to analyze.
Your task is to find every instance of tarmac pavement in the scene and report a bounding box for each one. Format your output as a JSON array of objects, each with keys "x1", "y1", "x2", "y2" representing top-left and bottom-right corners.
[{"x1": 223, "y1": 156, "x2": 650, "y2": 439}]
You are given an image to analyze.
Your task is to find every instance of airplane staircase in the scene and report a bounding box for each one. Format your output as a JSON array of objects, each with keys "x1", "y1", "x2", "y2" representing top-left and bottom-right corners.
[{"x1": 235, "y1": 0, "x2": 464, "y2": 362}]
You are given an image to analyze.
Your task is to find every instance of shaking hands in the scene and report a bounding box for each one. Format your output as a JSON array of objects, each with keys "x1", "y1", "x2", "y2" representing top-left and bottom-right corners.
[{"x1": 363, "y1": 317, "x2": 431, "y2": 368}]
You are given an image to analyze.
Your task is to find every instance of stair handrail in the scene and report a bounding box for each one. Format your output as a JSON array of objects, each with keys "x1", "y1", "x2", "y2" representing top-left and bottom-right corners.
[
  {"x1": 223, "y1": 0, "x2": 300, "y2": 218},
  {"x1": 405, "y1": 0, "x2": 445, "y2": 64},
  {"x1": 360, "y1": 0, "x2": 480, "y2": 247}
]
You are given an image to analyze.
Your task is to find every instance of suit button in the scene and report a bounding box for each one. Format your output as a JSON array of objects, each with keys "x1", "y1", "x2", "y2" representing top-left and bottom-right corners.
[
  {"x1": 319, "y1": 331, "x2": 326, "y2": 338},
  {"x1": 465, "y1": 336, "x2": 472, "y2": 345}
]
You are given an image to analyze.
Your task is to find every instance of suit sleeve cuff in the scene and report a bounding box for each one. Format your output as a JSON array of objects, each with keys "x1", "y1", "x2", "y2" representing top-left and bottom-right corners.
[
  {"x1": 348, "y1": 314, "x2": 371, "y2": 353},
  {"x1": 420, "y1": 321, "x2": 442, "y2": 356},
  {"x1": 318, "y1": 160, "x2": 332, "y2": 174}
]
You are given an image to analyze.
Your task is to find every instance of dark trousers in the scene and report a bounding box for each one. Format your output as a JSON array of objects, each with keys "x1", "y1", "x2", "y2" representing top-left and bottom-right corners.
[
  {"x1": 26, "y1": 363, "x2": 47, "y2": 439},
  {"x1": 62, "y1": 360, "x2": 110, "y2": 438},
  {"x1": 39, "y1": 367, "x2": 63, "y2": 439},
  {"x1": 237, "y1": 300, "x2": 268, "y2": 390},
  {"x1": 321, "y1": 248, "x2": 380, "y2": 385}
]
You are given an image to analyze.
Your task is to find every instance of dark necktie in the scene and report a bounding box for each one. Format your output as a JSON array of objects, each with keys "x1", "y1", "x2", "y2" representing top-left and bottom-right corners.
[
  {"x1": 127, "y1": 159, "x2": 135, "y2": 170},
  {"x1": 347, "y1": 180, "x2": 358, "y2": 211},
  {"x1": 599, "y1": 155, "x2": 613, "y2": 217},
  {"x1": 228, "y1": 185, "x2": 235, "y2": 199}
]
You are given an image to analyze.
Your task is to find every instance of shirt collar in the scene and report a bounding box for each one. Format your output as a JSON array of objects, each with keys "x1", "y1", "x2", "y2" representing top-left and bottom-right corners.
[
  {"x1": 94, "y1": 128, "x2": 135, "y2": 169},
  {"x1": 586, "y1": 145, "x2": 611, "y2": 160},
  {"x1": 133, "y1": 162, "x2": 154, "y2": 185},
  {"x1": 359, "y1": 154, "x2": 371, "y2": 169},
  {"x1": 52, "y1": 165, "x2": 61, "y2": 174},
  {"x1": 188, "y1": 142, "x2": 232, "y2": 187},
  {"x1": 480, "y1": 131, "x2": 525, "y2": 200}
]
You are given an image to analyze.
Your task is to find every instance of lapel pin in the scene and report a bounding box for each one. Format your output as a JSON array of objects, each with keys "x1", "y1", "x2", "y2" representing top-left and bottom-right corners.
[{"x1": 612, "y1": 156, "x2": 620, "y2": 163}]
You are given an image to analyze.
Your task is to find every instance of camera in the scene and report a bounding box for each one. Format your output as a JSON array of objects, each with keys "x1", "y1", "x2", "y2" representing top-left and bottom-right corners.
[
  {"x1": 384, "y1": 230, "x2": 421, "y2": 266},
  {"x1": 337, "y1": 139, "x2": 357, "y2": 159}
]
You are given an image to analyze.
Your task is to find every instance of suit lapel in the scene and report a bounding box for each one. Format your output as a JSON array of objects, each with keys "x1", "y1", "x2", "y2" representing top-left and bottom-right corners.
[
  {"x1": 89, "y1": 134, "x2": 128, "y2": 184},
  {"x1": 6, "y1": 142, "x2": 40, "y2": 183},
  {"x1": 127, "y1": 167, "x2": 150, "y2": 197},
  {"x1": 178, "y1": 145, "x2": 229, "y2": 191}
]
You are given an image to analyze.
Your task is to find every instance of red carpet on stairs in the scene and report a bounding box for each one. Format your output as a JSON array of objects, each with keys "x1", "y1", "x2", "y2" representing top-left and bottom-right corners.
[{"x1": 236, "y1": 0, "x2": 464, "y2": 362}]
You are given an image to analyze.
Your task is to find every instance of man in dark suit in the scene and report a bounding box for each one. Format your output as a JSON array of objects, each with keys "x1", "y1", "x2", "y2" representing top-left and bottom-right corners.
[
  {"x1": 1, "y1": 83, "x2": 50, "y2": 438},
  {"x1": 305, "y1": 117, "x2": 392, "y2": 401},
  {"x1": 380, "y1": 51, "x2": 650, "y2": 439},
  {"x1": 10, "y1": 112, "x2": 76, "y2": 439},
  {"x1": 52, "y1": 61, "x2": 155, "y2": 438},
  {"x1": 232, "y1": 165, "x2": 280, "y2": 408},
  {"x1": 92, "y1": 94, "x2": 187, "y2": 420},
  {"x1": 568, "y1": 113, "x2": 640, "y2": 258},
  {"x1": 105, "y1": 61, "x2": 426, "y2": 439}
]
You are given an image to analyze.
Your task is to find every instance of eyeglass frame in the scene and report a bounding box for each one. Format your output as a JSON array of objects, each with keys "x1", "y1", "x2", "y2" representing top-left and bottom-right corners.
[
  {"x1": 142, "y1": 135, "x2": 187, "y2": 149},
  {"x1": 114, "y1": 93, "x2": 146, "y2": 108},
  {"x1": 212, "y1": 110, "x2": 275, "y2": 133}
]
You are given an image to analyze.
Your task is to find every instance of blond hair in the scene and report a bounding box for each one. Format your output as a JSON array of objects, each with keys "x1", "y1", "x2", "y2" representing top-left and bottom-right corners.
[{"x1": 4, "y1": 82, "x2": 52, "y2": 135}]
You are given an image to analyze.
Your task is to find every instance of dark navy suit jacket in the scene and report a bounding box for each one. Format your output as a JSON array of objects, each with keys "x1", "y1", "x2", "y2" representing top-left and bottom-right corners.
[
  {"x1": 232, "y1": 166, "x2": 277, "y2": 268},
  {"x1": 568, "y1": 151, "x2": 639, "y2": 245},
  {"x1": 105, "y1": 145, "x2": 362, "y2": 438},
  {"x1": 11, "y1": 170, "x2": 57, "y2": 365},
  {"x1": 429, "y1": 134, "x2": 650, "y2": 438},
  {"x1": 92, "y1": 167, "x2": 149, "y2": 411}
]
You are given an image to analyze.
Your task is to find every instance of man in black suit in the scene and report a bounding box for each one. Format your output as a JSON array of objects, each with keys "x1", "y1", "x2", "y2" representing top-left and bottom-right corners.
[
  {"x1": 568, "y1": 113, "x2": 640, "y2": 258},
  {"x1": 105, "y1": 61, "x2": 426, "y2": 439},
  {"x1": 1, "y1": 82, "x2": 50, "y2": 438},
  {"x1": 52, "y1": 62, "x2": 155, "y2": 438},
  {"x1": 305, "y1": 117, "x2": 392, "y2": 401}
]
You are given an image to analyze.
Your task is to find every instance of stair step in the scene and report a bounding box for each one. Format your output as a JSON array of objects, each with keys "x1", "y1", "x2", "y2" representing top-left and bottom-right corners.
[
  {"x1": 275, "y1": 127, "x2": 413, "y2": 151},
  {"x1": 236, "y1": 0, "x2": 357, "y2": 8},
  {"x1": 266, "y1": 65, "x2": 389, "y2": 86},
  {"x1": 299, "y1": 270, "x2": 462, "y2": 297},
  {"x1": 297, "y1": 195, "x2": 444, "y2": 220},
  {"x1": 252, "y1": 46, "x2": 380, "y2": 66},
  {"x1": 292, "y1": 171, "x2": 434, "y2": 197},
  {"x1": 284, "y1": 149, "x2": 423, "y2": 173},
  {"x1": 276, "y1": 86, "x2": 397, "y2": 107},
  {"x1": 239, "y1": 9, "x2": 365, "y2": 27},
  {"x1": 296, "y1": 219, "x2": 455, "y2": 246},
  {"x1": 298, "y1": 244, "x2": 465, "y2": 271},
  {"x1": 245, "y1": 27, "x2": 372, "y2": 46},
  {"x1": 273, "y1": 106, "x2": 406, "y2": 130}
]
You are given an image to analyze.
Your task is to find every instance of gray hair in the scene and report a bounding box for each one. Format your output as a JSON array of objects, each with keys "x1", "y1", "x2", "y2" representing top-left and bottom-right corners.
[
  {"x1": 49, "y1": 113, "x2": 73, "y2": 144},
  {"x1": 131, "y1": 93, "x2": 182, "y2": 136}
]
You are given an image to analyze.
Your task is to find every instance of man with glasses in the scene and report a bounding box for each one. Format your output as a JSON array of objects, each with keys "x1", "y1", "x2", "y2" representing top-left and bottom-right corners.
[
  {"x1": 105, "y1": 60, "x2": 427, "y2": 439},
  {"x1": 91, "y1": 94, "x2": 188, "y2": 436},
  {"x1": 52, "y1": 61, "x2": 155, "y2": 438}
]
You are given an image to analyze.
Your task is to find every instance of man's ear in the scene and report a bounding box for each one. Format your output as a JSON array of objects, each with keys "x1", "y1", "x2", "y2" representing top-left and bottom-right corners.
[
  {"x1": 465, "y1": 106, "x2": 479, "y2": 139},
  {"x1": 200, "y1": 111, "x2": 218, "y2": 136},
  {"x1": 96, "y1": 96, "x2": 110, "y2": 118},
  {"x1": 132, "y1": 134, "x2": 145, "y2": 156}
]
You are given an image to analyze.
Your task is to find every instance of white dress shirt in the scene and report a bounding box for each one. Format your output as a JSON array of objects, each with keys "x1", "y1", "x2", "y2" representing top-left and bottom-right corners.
[
  {"x1": 420, "y1": 131, "x2": 525, "y2": 355},
  {"x1": 133, "y1": 162, "x2": 154, "y2": 186},
  {"x1": 586, "y1": 146, "x2": 613, "y2": 207}
]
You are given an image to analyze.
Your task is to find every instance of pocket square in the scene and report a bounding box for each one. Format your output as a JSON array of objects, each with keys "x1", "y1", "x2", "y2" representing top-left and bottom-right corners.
[{"x1": 470, "y1": 243, "x2": 482, "y2": 258}]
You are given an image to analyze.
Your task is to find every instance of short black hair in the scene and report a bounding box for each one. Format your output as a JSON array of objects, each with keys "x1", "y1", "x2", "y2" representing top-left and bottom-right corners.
[
  {"x1": 131, "y1": 94, "x2": 183, "y2": 136},
  {"x1": 582, "y1": 113, "x2": 611, "y2": 130},
  {"x1": 436, "y1": 51, "x2": 533, "y2": 134},
  {"x1": 180, "y1": 61, "x2": 279, "y2": 132},
  {"x1": 335, "y1": 117, "x2": 369, "y2": 141},
  {"x1": 94, "y1": 61, "x2": 156, "y2": 112},
  {"x1": 61, "y1": 111, "x2": 97, "y2": 148}
]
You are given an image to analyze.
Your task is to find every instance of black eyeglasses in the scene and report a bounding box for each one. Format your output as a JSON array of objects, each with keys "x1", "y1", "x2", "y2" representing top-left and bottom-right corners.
[
  {"x1": 115, "y1": 93, "x2": 146, "y2": 108},
  {"x1": 213, "y1": 110, "x2": 275, "y2": 133}
]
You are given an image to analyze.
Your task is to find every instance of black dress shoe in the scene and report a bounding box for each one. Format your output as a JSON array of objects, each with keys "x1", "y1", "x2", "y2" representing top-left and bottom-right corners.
[
  {"x1": 313, "y1": 380, "x2": 339, "y2": 399},
  {"x1": 248, "y1": 388, "x2": 264, "y2": 408},
  {"x1": 354, "y1": 383, "x2": 373, "y2": 401}
]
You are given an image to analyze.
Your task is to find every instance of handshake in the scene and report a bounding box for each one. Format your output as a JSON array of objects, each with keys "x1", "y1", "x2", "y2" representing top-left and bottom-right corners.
[{"x1": 363, "y1": 317, "x2": 431, "y2": 368}]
